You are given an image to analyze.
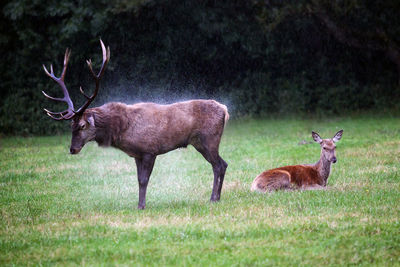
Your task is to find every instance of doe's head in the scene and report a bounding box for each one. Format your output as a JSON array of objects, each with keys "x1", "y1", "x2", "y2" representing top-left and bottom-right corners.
[
  {"x1": 312, "y1": 130, "x2": 343, "y2": 163},
  {"x1": 70, "y1": 112, "x2": 96, "y2": 154}
]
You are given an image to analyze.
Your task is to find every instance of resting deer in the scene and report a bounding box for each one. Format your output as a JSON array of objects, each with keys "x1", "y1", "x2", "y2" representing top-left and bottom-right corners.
[
  {"x1": 251, "y1": 130, "x2": 343, "y2": 192},
  {"x1": 42, "y1": 40, "x2": 229, "y2": 209}
]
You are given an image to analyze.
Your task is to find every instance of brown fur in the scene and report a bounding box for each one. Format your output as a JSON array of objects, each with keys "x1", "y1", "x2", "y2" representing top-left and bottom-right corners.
[
  {"x1": 70, "y1": 99, "x2": 229, "y2": 209},
  {"x1": 251, "y1": 165, "x2": 323, "y2": 192},
  {"x1": 80, "y1": 100, "x2": 227, "y2": 156},
  {"x1": 251, "y1": 130, "x2": 343, "y2": 192}
]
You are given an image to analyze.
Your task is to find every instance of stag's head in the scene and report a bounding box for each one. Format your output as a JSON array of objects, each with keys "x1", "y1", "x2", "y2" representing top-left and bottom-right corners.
[
  {"x1": 42, "y1": 40, "x2": 110, "y2": 154},
  {"x1": 312, "y1": 130, "x2": 343, "y2": 163},
  {"x1": 69, "y1": 112, "x2": 97, "y2": 154}
]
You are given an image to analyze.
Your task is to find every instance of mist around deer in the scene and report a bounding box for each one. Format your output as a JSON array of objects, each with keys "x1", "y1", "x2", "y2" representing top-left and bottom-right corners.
[{"x1": 100, "y1": 78, "x2": 231, "y2": 111}]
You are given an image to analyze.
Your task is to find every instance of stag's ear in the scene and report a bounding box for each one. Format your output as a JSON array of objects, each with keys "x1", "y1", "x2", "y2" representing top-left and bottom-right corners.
[
  {"x1": 87, "y1": 114, "x2": 95, "y2": 127},
  {"x1": 332, "y1": 129, "x2": 343, "y2": 143},
  {"x1": 312, "y1": 131, "x2": 323, "y2": 143}
]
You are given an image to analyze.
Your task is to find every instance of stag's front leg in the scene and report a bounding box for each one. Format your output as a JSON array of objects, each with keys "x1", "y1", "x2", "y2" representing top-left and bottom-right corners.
[{"x1": 135, "y1": 154, "x2": 156, "y2": 210}]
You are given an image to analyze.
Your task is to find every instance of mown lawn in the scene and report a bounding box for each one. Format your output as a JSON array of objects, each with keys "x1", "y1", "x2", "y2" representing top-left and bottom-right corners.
[{"x1": 1, "y1": 116, "x2": 399, "y2": 266}]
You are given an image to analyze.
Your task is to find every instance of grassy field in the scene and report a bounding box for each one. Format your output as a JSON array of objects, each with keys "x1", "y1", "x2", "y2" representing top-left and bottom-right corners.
[{"x1": 1, "y1": 116, "x2": 399, "y2": 266}]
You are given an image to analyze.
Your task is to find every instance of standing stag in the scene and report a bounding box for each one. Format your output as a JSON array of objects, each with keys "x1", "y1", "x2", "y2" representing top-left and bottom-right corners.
[
  {"x1": 251, "y1": 130, "x2": 343, "y2": 192},
  {"x1": 42, "y1": 40, "x2": 229, "y2": 209}
]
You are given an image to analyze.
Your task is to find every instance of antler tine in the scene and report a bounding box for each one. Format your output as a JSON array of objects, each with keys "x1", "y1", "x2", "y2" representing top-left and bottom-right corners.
[
  {"x1": 44, "y1": 108, "x2": 75, "y2": 120},
  {"x1": 44, "y1": 110, "x2": 66, "y2": 120},
  {"x1": 44, "y1": 108, "x2": 66, "y2": 115},
  {"x1": 100, "y1": 39, "x2": 111, "y2": 73},
  {"x1": 42, "y1": 90, "x2": 64, "y2": 102},
  {"x1": 60, "y1": 48, "x2": 71, "y2": 80},
  {"x1": 86, "y1": 59, "x2": 96, "y2": 77},
  {"x1": 42, "y1": 64, "x2": 52, "y2": 78},
  {"x1": 79, "y1": 86, "x2": 91, "y2": 99},
  {"x1": 46, "y1": 113, "x2": 64, "y2": 121},
  {"x1": 75, "y1": 39, "x2": 110, "y2": 114},
  {"x1": 86, "y1": 40, "x2": 110, "y2": 78}
]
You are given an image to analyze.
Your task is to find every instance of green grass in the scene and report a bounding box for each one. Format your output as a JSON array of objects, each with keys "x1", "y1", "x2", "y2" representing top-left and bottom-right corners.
[{"x1": 1, "y1": 116, "x2": 399, "y2": 266}]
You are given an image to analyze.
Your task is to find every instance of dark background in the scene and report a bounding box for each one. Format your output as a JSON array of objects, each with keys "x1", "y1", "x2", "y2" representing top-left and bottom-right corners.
[{"x1": 1, "y1": 0, "x2": 399, "y2": 135}]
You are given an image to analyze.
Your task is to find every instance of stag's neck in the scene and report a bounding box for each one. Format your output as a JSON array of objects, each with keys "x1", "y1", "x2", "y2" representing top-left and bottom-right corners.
[
  {"x1": 313, "y1": 155, "x2": 331, "y2": 186},
  {"x1": 91, "y1": 104, "x2": 128, "y2": 147}
]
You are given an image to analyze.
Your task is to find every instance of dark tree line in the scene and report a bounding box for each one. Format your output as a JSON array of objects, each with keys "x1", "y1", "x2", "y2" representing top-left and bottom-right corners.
[{"x1": 1, "y1": 0, "x2": 399, "y2": 135}]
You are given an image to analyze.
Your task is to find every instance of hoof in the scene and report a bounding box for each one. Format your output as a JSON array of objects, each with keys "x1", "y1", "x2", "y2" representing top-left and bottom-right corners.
[{"x1": 210, "y1": 197, "x2": 220, "y2": 202}]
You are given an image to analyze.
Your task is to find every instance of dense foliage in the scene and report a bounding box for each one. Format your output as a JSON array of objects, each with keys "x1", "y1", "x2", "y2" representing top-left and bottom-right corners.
[{"x1": 1, "y1": 0, "x2": 399, "y2": 135}]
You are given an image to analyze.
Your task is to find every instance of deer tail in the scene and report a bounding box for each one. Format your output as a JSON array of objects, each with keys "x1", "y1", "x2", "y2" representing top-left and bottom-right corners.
[{"x1": 219, "y1": 103, "x2": 229, "y2": 126}]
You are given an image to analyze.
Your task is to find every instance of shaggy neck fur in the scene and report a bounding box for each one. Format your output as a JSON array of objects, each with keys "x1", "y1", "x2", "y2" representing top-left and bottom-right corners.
[
  {"x1": 314, "y1": 153, "x2": 332, "y2": 186},
  {"x1": 89, "y1": 104, "x2": 129, "y2": 147}
]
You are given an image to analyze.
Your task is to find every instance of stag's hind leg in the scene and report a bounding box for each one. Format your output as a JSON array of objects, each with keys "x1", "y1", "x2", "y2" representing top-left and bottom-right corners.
[
  {"x1": 209, "y1": 155, "x2": 228, "y2": 201},
  {"x1": 192, "y1": 135, "x2": 227, "y2": 202},
  {"x1": 217, "y1": 157, "x2": 228, "y2": 197},
  {"x1": 251, "y1": 170, "x2": 292, "y2": 192}
]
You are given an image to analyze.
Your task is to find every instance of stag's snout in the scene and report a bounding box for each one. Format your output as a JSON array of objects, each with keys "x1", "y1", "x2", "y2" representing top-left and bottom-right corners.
[
  {"x1": 331, "y1": 156, "x2": 337, "y2": 163},
  {"x1": 70, "y1": 147, "x2": 82, "y2": 154}
]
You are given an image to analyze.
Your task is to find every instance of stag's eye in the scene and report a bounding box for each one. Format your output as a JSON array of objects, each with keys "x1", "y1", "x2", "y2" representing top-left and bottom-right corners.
[{"x1": 80, "y1": 124, "x2": 86, "y2": 130}]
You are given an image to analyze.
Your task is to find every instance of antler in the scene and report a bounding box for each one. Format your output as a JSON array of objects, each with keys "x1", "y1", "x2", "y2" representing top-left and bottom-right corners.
[
  {"x1": 42, "y1": 40, "x2": 110, "y2": 120},
  {"x1": 75, "y1": 40, "x2": 110, "y2": 115},
  {"x1": 42, "y1": 48, "x2": 75, "y2": 120}
]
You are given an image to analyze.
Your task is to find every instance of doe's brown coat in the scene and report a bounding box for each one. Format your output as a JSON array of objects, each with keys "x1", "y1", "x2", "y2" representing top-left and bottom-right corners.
[{"x1": 251, "y1": 130, "x2": 343, "y2": 192}]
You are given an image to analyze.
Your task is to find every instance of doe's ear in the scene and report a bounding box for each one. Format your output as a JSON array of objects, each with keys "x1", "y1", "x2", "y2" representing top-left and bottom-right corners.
[
  {"x1": 87, "y1": 114, "x2": 95, "y2": 127},
  {"x1": 312, "y1": 131, "x2": 323, "y2": 143},
  {"x1": 332, "y1": 129, "x2": 343, "y2": 143}
]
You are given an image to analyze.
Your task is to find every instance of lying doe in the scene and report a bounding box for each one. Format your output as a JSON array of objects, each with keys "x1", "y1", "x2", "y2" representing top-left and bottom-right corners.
[
  {"x1": 251, "y1": 130, "x2": 343, "y2": 192},
  {"x1": 42, "y1": 40, "x2": 229, "y2": 209}
]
